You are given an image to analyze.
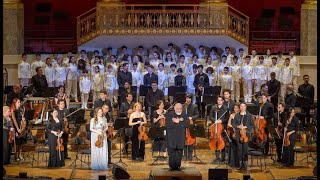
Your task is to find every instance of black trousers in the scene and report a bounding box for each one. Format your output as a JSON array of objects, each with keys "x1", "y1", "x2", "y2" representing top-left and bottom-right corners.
[
  {"x1": 168, "y1": 148, "x2": 183, "y2": 170},
  {"x1": 301, "y1": 107, "x2": 311, "y2": 128},
  {"x1": 132, "y1": 138, "x2": 145, "y2": 160},
  {"x1": 274, "y1": 137, "x2": 283, "y2": 161},
  {"x1": 282, "y1": 135, "x2": 296, "y2": 166},
  {"x1": 62, "y1": 133, "x2": 69, "y2": 157},
  {"x1": 264, "y1": 127, "x2": 270, "y2": 156},
  {"x1": 107, "y1": 139, "x2": 111, "y2": 164}
]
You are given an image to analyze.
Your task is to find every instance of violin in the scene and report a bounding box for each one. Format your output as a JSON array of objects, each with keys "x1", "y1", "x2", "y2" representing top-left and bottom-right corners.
[
  {"x1": 17, "y1": 108, "x2": 27, "y2": 139},
  {"x1": 8, "y1": 129, "x2": 14, "y2": 144},
  {"x1": 159, "y1": 113, "x2": 166, "y2": 127},
  {"x1": 185, "y1": 119, "x2": 196, "y2": 146},
  {"x1": 227, "y1": 126, "x2": 236, "y2": 140},
  {"x1": 252, "y1": 105, "x2": 267, "y2": 145},
  {"x1": 138, "y1": 124, "x2": 148, "y2": 141},
  {"x1": 209, "y1": 109, "x2": 227, "y2": 151},
  {"x1": 239, "y1": 116, "x2": 248, "y2": 143},
  {"x1": 276, "y1": 109, "x2": 283, "y2": 138},
  {"x1": 283, "y1": 132, "x2": 290, "y2": 147},
  {"x1": 95, "y1": 133, "x2": 104, "y2": 148},
  {"x1": 56, "y1": 131, "x2": 64, "y2": 151},
  {"x1": 107, "y1": 125, "x2": 114, "y2": 139}
]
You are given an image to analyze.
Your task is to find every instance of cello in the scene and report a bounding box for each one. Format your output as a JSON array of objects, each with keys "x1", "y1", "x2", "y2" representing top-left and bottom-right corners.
[
  {"x1": 185, "y1": 119, "x2": 196, "y2": 146},
  {"x1": 209, "y1": 109, "x2": 228, "y2": 151},
  {"x1": 252, "y1": 104, "x2": 267, "y2": 145}
]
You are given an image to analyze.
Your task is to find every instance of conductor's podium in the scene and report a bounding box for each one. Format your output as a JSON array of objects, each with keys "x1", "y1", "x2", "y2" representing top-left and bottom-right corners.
[{"x1": 151, "y1": 167, "x2": 202, "y2": 180}]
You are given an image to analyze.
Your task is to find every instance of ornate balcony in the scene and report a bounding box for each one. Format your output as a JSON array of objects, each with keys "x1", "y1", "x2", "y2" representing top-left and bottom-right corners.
[{"x1": 77, "y1": 4, "x2": 249, "y2": 46}]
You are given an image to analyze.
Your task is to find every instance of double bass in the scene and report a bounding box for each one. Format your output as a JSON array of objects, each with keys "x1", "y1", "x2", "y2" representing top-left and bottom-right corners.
[
  {"x1": 252, "y1": 104, "x2": 267, "y2": 145},
  {"x1": 209, "y1": 109, "x2": 228, "y2": 151}
]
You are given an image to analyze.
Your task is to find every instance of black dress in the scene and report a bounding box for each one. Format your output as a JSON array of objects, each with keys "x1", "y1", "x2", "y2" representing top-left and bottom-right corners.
[
  {"x1": 228, "y1": 115, "x2": 240, "y2": 168},
  {"x1": 152, "y1": 110, "x2": 166, "y2": 152},
  {"x1": 132, "y1": 118, "x2": 145, "y2": 160},
  {"x1": 282, "y1": 116, "x2": 299, "y2": 166},
  {"x1": 47, "y1": 118, "x2": 65, "y2": 167},
  {"x1": 3, "y1": 116, "x2": 13, "y2": 164},
  {"x1": 13, "y1": 109, "x2": 27, "y2": 145}
]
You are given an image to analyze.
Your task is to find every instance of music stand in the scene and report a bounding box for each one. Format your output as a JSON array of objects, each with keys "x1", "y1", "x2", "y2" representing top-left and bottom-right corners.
[
  {"x1": 189, "y1": 124, "x2": 206, "y2": 164},
  {"x1": 268, "y1": 126, "x2": 281, "y2": 163},
  {"x1": 68, "y1": 109, "x2": 86, "y2": 124},
  {"x1": 246, "y1": 104, "x2": 260, "y2": 115},
  {"x1": 113, "y1": 117, "x2": 128, "y2": 167},
  {"x1": 299, "y1": 124, "x2": 317, "y2": 163},
  {"x1": 149, "y1": 127, "x2": 166, "y2": 165}
]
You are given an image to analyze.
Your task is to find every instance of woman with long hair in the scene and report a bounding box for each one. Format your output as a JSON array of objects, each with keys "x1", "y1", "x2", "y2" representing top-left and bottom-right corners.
[
  {"x1": 3, "y1": 106, "x2": 14, "y2": 164},
  {"x1": 152, "y1": 100, "x2": 167, "y2": 158},
  {"x1": 227, "y1": 103, "x2": 240, "y2": 168},
  {"x1": 47, "y1": 109, "x2": 65, "y2": 167},
  {"x1": 54, "y1": 85, "x2": 70, "y2": 108},
  {"x1": 90, "y1": 107, "x2": 108, "y2": 170},
  {"x1": 129, "y1": 102, "x2": 147, "y2": 161},
  {"x1": 10, "y1": 98, "x2": 27, "y2": 161}
]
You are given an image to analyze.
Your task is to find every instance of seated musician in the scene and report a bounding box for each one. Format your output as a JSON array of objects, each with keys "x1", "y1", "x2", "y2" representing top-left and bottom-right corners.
[
  {"x1": 208, "y1": 96, "x2": 228, "y2": 163},
  {"x1": 102, "y1": 104, "x2": 113, "y2": 166},
  {"x1": 119, "y1": 82, "x2": 136, "y2": 106},
  {"x1": 273, "y1": 102, "x2": 288, "y2": 163},
  {"x1": 253, "y1": 84, "x2": 269, "y2": 105},
  {"x1": 129, "y1": 102, "x2": 147, "y2": 162},
  {"x1": 182, "y1": 94, "x2": 199, "y2": 161},
  {"x1": 119, "y1": 93, "x2": 134, "y2": 154},
  {"x1": 282, "y1": 108, "x2": 299, "y2": 167},
  {"x1": 6, "y1": 84, "x2": 23, "y2": 107},
  {"x1": 256, "y1": 93, "x2": 274, "y2": 156},
  {"x1": 56, "y1": 99, "x2": 71, "y2": 159},
  {"x1": 152, "y1": 100, "x2": 167, "y2": 158},
  {"x1": 232, "y1": 102, "x2": 254, "y2": 170}
]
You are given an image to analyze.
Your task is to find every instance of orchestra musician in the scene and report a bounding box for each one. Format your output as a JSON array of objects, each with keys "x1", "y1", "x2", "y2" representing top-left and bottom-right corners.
[
  {"x1": 227, "y1": 103, "x2": 240, "y2": 168},
  {"x1": 31, "y1": 67, "x2": 48, "y2": 97},
  {"x1": 119, "y1": 93, "x2": 134, "y2": 154},
  {"x1": 256, "y1": 93, "x2": 274, "y2": 156},
  {"x1": 182, "y1": 94, "x2": 199, "y2": 161},
  {"x1": 11, "y1": 98, "x2": 27, "y2": 162},
  {"x1": 54, "y1": 86, "x2": 70, "y2": 109},
  {"x1": 90, "y1": 90, "x2": 113, "y2": 118},
  {"x1": 6, "y1": 84, "x2": 23, "y2": 107},
  {"x1": 56, "y1": 99, "x2": 71, "y2": 159},
  {"x1": 273, "y1": 102, "x2": 288, "y2": 163},
  {"x1": 129, "y1": 102, "x2": 147, "y2": 162},
  {"x1": 223, "y1": 89, "x2": 235, "y2": 113},
  {"x1": 152, "y1": 100, "x2": 167, "y2": 158},
  {"x1": 102, "y1": 104, "x2": 113, "y2": 166},
  {"x1": 193, "y1": 65, "x2": 210, "y2": 118},
  {"x1": 232, "y1": 102, "x2": 254, "y2": 170},
  {"x1": 90, "y1": 107, "x2": 109, "y2": 170},
  {"x1": 146, "y1": 81, "x2": 165, "y2": 123},
  {"x1": 47, "y1": 109, "x2": 65, "y2": 167},
  {"x1": 282, "y1": 108, "x2": 299, "y2": 167},
  {"x1": 208, "y1": 96, "x2": 228, "y2": 163},
  {"x1": 3, "y1": 106, "x2": 14, "y2": 165},
  {"x1": 165, "y1": 103, "x2": 189, "y2": 171}
]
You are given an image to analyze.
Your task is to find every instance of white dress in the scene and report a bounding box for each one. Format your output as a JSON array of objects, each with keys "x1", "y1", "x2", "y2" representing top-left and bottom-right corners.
[{"x1": 90, "y1": 118, "x2": 108, "y2": 170}]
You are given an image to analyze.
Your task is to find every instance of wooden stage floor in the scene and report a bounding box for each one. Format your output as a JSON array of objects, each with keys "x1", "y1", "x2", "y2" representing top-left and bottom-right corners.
[{"x1": 4, "y1": 147, "x2": 316, "y2": 180}]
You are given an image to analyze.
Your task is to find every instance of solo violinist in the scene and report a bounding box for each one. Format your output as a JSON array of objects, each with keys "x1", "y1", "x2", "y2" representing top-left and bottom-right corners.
[
  {"x1": 56, "y1": 99, "x2": 71, "y2": 159},
  {"x1": 273, "y1": 102, "x2": 287, "y2": 163},
  {"x1": 282, "y1": 108, "x2": 299, "y2": 167},
  {"x1": 90, "y1": 107, "x2": 109, "y2": 170},
  {"x1": 129, "y1": 102, "x2": 147, "y2": 162},
  {"x1": 10, "y1": 98, "x2": 27, "y2": 162},
  {"x1": 232, "y1": 102, "x2": 254, "y2": 170},
  {"x1": 182, "y1": 94, "x2": 199, "y2": 161},
  {"x1": 152, "y1": 100, "x2": 167, "y2": 158},
  {"x1": 46, "y1": 109, "x2": 65, "y2": 167},
  {"x1": 227, "y1": 103, "x2": 240, "y2": 168},
  {"x1": 3, "y1": 106, "x2": 14, "y2": 165},
  {"x1": 208, "y1": 96, "x2": 228, "y2": 163}
]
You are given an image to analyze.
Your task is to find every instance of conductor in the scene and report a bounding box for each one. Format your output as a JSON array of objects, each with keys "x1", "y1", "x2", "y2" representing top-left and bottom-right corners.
[{"x1": 165, "y1": 103, "x2": 189, "y2": 171}]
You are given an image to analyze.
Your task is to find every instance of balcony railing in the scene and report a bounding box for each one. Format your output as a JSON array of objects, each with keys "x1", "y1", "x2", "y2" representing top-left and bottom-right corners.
[{"x1": 77, "y1": 4, "x2": 249, "y2": 46}]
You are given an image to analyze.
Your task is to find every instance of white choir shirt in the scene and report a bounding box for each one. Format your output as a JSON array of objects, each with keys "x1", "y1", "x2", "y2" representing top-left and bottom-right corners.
[
  {"x1": 264, "y1": 55, "x2": 273, "y2": 66},
  {"x1": 289, "y1": 56, "x2": 300, "y2": 77},
  {"x1": 280, "y1": 65, "x2": 293, "y2": 85},
  {"x1": 149, "y1": 59, "x2": 162, "y2": 72},
  {"x1": 31, "y1": 60, "x2": 46, "y2": 76},
  {"x1": 66, "y1": 63, "x2": 78, "y2": 80},
  {"x1": 177, "y1": 62, "x2": 188, "y2": 75},
  {"x1": 268, "y1": 64, "x2": 281, "y2": 81},
  {"x1": 163, "y1": 49, "x2": 177, "y2": 61},
  {"x1": 221, "y1": 53, "x2": 234, "y2": 64},
  {"x1": 131, "y1": 70, "x2": 142, "y2": 87},
  {"x1": 163, "y1": 60, "x2": 175, "y2": 72},
  {"x1": 196, "y1": 50, "x2": 206, "y2": 60},
  {"x1": 157, "y1": 70, "x2": 167, "y2": 90},
  {"x1": 92, "y1": 73, "x2": 104, "y2": 92},
  {"x1": 207, "y1": 72, "x2": 218, "y2": 87},
  {"x1": 241, "y1": 63, "x2": 254, "y2": 80},
  {"x1": 54, "y1": 64, "x2": 66, "y2": 83},
  {"x1": 250, "y1": 55, "x2": 259, "y2": 66},
  {"x1": 91, "y1": 64, "x2": 105, "y2": 75},
  {"x1": 167, "y1": 71, "x2": 177, "y2": 87},
  {"x1": 44, "y1": 65, "x2": 55, "y2": 87},
  {"x1": 79, "y1": 76, "x2": 91, "y2": 94},
  {"x1": 209, "y1": 53, "x2": 220, "y2": 61},
  {"x1": 104, "y1": 71, "x2": 117, "y2": 91},
  {"x1": 18, "y1": 61, "x2": 31, "y2": 79},
  {"x1": 186, "y1": 72, "x2": 196, "y2": 92},
  {"x1": 219, "y1": 73, "x2": 234, "y2": 90},
  {"x1": 217, "y1": 62, "x2": 230, "y2": 75},
  {"x1": 254, "y1": 63, "x2": 268, "y2": 81},
  {"x1": 187, "y1": 61, "x2": 200, "y2": 74},
  {"x1": 180, "y1": 51, "x2": 193, "y2": 60}
]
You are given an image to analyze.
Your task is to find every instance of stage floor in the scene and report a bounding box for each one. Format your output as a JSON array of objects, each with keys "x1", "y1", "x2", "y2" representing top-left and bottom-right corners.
[{"x1": 4, "y1": 148, "x2": 316, "y2": 180}]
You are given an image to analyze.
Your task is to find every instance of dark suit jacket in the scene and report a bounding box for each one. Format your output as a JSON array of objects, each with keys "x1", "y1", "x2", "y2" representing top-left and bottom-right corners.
[
  {"x1": 232, "y1": 111, "x2": 254, "y2": 134},
  {"x1": 117, "y1": 71, "x2": 132, "y2": 88},
  {"x1": 223, "y1": 100, "x2": 235, "y2": 113},
  {"x1": 260, "y1": 101, "x2": 274, "y2": 124},
  {"x1": 182, "y1": 104, "x2": 199, "y2": 121},
  {"x1": 146, "y1": 89, "x2": 165, "y2": 108},
  {"x1": 119, "y1": 101, "x2": 134, "y2": 117},
  {"x1": 143, "y1": 73, "x2": 158, "y2": 87},
  {"x1": 90, "y1": 99, "x2": 112, "y2": 118},
  {"x1": 165, "y1": 112, "x2": 189, "y2": 149},
  {"x1": 285, "y1": 93, "x2": 296, "y2": 111},
  {"x1": 209, "y1": 104, "x2": 229, "y2": 126}
]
